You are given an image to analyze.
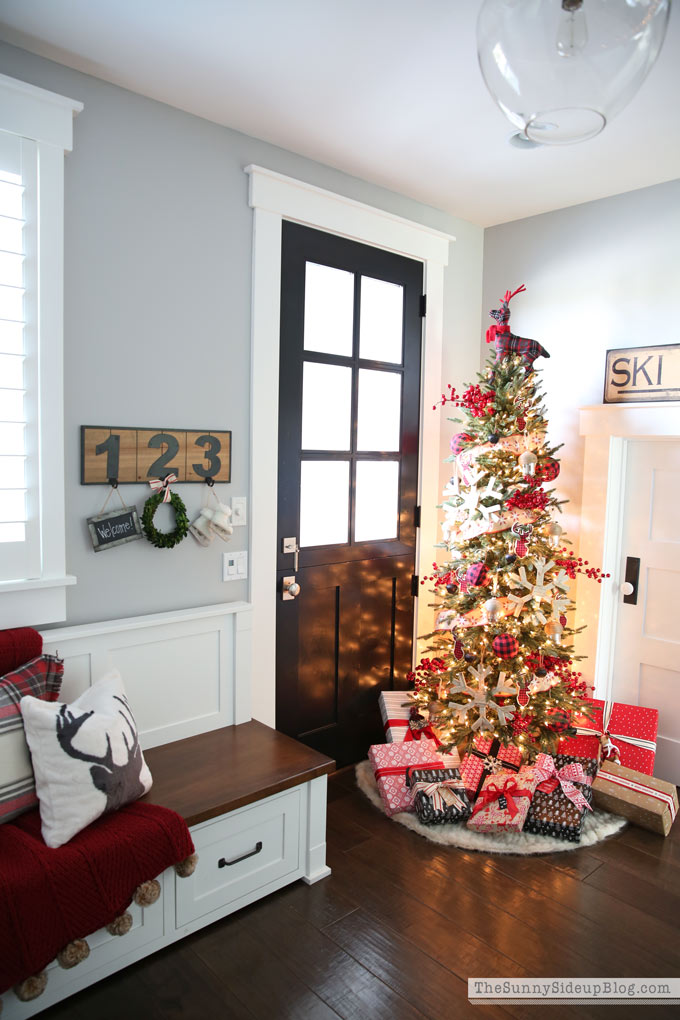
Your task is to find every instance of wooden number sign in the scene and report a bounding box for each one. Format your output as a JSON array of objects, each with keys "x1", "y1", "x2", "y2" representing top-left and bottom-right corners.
[{"x1": 81, "y1": 426, "x2": 231, "y2": 484}]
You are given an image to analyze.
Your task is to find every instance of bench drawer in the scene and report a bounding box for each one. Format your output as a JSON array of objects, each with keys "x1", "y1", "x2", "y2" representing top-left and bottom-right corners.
[{"x1": 175, "y1": 787, "x2": 301, "y2": 927}]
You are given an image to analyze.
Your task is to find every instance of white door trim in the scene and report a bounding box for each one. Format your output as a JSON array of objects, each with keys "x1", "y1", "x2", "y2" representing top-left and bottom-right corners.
[
  {"x1": 576, "y1": 402, "x2": 680, "y2": 700},
  {"x1": 245, "y1": 165, "x2": 453, "y2": 726}
]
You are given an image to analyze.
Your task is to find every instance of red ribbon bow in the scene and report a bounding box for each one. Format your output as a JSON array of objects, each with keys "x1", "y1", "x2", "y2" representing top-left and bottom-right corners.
[
  {"x1": 532, "y1": 754, "x2": 593, "y2": 813},
  {"x1": 149, "y1": 473, "x2": 177, "y2": 503},
  {"x1": 470, "y1": 776, "x2": 531, "y2": 819}
]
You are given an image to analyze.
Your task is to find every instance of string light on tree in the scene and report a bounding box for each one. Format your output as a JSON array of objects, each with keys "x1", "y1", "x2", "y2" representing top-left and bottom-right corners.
[{"x1": 417, "y1": 284, "x2": 608, "y2": 758}]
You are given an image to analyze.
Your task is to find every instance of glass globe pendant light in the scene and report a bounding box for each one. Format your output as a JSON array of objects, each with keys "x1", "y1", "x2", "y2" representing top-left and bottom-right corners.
[{"x1": 477, "y1": 0, "x2": 671, "y2": 144}]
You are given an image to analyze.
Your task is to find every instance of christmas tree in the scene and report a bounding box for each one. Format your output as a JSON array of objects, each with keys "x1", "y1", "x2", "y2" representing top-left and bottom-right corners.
[{"x1": 409, "y1": 285, "x2": 608, "y2": 760}]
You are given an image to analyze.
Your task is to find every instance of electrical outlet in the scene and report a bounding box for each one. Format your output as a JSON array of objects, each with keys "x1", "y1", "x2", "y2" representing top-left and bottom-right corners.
[
  {"x1": 222, "y1": 550, "x2": 248, "y2": 581},
  {"x1": 231, "y1": 497, "x2": 247, "y2": 526}
]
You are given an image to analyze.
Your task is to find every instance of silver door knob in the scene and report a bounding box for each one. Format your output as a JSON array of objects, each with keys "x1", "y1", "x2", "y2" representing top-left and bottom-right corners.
[{"x1": 282, "y1": 576, "x2": 301, "y2": 600}]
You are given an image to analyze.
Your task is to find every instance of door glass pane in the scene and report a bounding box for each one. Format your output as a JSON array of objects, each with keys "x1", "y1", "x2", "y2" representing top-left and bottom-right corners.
[
  {"x1": 359, "y1": 276, "x2": 404, "y2": 364},
  {"x1": 300, "y1": 460, "x2": 350, "y2": 547},
  {"x1": 301, "y1": 362, "x2": 352, "y2": 451},
  {"x1": 304, "y1": 262, "x2": 354, "y2": 356},
  {"x1": 355, "y1": 460, "x2": 399, "y2": 542},
  {"x1": 357, "y1": 369, "x2": 401, "y2": 451}
]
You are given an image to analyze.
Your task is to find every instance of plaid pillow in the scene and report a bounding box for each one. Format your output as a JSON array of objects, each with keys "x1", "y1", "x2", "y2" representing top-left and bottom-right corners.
[{"x1": 0, "y1": 655, "x2": 64, "y2": 823}]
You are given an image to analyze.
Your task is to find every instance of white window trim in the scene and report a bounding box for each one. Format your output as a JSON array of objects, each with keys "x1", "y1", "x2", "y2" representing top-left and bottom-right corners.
[
  {"x1": 0, "y1": 74, "x2": 82, "y2": 628},
  {"x1": 245, "y1": 164, "x2": 453, "y2": 727}
]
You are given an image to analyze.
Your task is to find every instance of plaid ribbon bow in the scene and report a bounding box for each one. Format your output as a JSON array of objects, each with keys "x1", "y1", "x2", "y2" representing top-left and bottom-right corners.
[
  {"x1": 470, "y1": 776, "x2": 531, "y2": 819},
  {"x1": 532, "y1": 754, "x2": 593, "y2": 813},
  {"x1": 409, "y1": 777, "x2": 467, "y2": 814},
  {"x1": 149, "y1": 473, "x2": 177, "y2": 503}
]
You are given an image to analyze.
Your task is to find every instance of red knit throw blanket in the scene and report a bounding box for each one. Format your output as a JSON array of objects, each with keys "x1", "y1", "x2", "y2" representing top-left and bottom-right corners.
[{"x1": 0, "y1": 802, "x2": 194, "y2": 993}]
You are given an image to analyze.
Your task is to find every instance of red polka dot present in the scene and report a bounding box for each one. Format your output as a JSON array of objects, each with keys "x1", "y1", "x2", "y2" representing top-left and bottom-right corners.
[{"x1": 558, "y1": 698, "x2": 658, "y2": 776}]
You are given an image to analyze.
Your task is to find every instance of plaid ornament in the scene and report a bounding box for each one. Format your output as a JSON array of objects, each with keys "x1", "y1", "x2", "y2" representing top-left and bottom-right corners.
[
  {"x1": 465, "y1": 562, "x2": 489, "y2": 587},
  {"x1": 536, "y1": 457, "x2": 560, "y2": 482},
  {"x1": 493, "y1": 633, "x2": 519, "y2": 659}
]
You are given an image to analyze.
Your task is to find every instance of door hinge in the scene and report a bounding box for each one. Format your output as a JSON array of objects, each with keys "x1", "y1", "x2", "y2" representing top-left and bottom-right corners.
[
  {"x1": 419, "y1": 294, "x2": 427, "y2": 317},
  {"x1": 414, "y1": 505, "x2": 421, "y2": 528},
  {"x1": 411, "y1": 574, "x2": 419, "y2": 597}
]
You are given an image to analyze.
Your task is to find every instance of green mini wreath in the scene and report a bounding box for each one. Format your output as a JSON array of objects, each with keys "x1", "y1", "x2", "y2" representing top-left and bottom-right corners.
[{"x1": 141, "y1": 491, "x2": 189, "y2": 549}]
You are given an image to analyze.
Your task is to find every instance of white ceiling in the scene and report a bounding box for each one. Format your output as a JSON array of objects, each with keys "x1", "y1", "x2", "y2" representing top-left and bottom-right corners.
[{"x1": 1, "y1": 0, "x2": 678, "y2": 227}]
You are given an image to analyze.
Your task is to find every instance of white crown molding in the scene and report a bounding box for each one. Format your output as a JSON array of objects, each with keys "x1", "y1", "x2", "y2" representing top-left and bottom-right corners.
[
  {"x1": 0, "y1": 72, "x2": 83, "y2": 150},
  {"x1": 245, "y1": 164, "x2": 454, "y2": 264}
]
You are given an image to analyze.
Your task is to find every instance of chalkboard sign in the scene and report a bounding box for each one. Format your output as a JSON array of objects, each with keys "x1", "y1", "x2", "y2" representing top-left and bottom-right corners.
[{"x1": 87, "y1": 506, "x2": 143, "y2": 552}]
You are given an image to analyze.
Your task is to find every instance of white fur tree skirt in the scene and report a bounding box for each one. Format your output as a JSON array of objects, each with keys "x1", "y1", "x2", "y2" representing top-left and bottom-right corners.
[{"x1": 355, "y1": 760, "x2": 627, "y2": 855}]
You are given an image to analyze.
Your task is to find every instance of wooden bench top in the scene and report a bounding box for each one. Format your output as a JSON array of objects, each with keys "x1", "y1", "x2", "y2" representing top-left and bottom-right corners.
[{"x1": 142, "y1": 720, "x2": 335, "y2": 827}]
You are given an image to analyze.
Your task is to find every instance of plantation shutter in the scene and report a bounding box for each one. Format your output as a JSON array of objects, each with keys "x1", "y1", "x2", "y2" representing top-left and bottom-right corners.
[{"x1": 0, "y1": 130, "x2": 40, "y2": 582}]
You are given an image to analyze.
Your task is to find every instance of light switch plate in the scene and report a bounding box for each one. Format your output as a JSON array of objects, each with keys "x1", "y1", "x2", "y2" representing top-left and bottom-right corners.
[
  {"x1": 222, "y1": 550, "x2": 248, "y2": 581},
  {"x1": 231, "y1": 497, "x2": 247, "y2": 526}
]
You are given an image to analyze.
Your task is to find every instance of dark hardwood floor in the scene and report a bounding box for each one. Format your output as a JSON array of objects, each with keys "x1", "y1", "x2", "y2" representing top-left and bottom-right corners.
[{"x1": 40, "y1": 769, "x2": 680, "y2": 1020}]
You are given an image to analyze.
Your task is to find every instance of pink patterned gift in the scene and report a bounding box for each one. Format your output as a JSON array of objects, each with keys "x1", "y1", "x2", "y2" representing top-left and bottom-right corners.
[
  {"x1": 368, "y1": 739, "x2": 456, "y2": 816},
  {"x1": 466, "y1": 769, "x2": 538, "y2": 833}
]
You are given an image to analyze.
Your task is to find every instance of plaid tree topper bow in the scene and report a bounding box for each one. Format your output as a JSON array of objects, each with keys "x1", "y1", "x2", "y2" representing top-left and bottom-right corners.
[{"x1": 485, "y1": 285, "x2": 550, "y2": 369}]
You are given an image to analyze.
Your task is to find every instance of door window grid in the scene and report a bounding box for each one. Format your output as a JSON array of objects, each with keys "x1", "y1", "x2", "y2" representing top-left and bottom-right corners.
[{"x1": 299, "y1": 267, "x2": 404, "y2": 548}]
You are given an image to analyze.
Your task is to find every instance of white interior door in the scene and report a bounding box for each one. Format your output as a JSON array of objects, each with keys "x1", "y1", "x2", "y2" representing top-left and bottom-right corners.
[{"x1": 611, "y1": 439, "x2": 680, "y2": 783}]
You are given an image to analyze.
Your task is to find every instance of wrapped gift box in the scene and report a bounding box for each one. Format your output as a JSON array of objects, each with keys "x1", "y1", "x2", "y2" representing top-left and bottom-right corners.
[
  {"x1": 368, "y1": 740, "x2": 454, "y2": 816},
  {"x1": 523, "y1": 753, "x2": 597, "y2": 843},
  {"x1": 378, "y1": 690, "x2": 441, "y2": 744},
  {"x1": 558, "y1": 699, "x2": 658, "y2": 775},
  {"x1": 459, "y1": 736, "x2": 524, "y2": 799},
  {"x1": 405, "y1": 766, "x2": 471, "y2": 825},
  {"x1": 592, "y1": 760, "x2": 678, "y2": 837},
  {"x1": 467, "y1": 769, "x2": 538, "y2": 834}
]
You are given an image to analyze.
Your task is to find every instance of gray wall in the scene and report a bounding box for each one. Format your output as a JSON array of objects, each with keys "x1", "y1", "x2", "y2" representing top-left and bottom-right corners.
[
  {"x1": 0, "y1": 41, "x2": 483, "y2": 627},
  {"x1": 482, "y1": 179, "x2": 680, "y2": 545}
]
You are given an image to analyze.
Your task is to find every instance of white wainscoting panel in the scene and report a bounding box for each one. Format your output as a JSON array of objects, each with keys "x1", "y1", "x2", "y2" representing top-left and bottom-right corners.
[{"x1": 40, "y1": 602, "x2": 252, "y2": 747}]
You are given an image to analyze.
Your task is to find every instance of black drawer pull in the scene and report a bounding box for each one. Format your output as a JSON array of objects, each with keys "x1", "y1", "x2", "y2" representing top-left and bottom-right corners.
[{"x1": 218, "y1": 841, "x2": 262, "y2": 868}]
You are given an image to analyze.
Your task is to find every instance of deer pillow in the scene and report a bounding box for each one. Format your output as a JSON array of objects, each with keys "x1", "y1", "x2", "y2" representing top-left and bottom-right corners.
[{"x1": 20, "y1": 669, "x2": 153, "y2": 848}]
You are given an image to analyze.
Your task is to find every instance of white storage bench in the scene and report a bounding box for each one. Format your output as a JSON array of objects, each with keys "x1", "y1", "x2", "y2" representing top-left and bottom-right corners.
[{"x1": 2, "y1": 720, "x2": 334, "y2": 1018}]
